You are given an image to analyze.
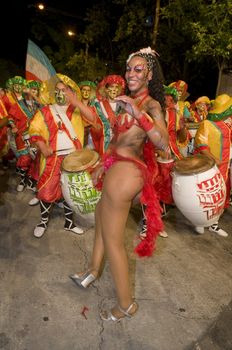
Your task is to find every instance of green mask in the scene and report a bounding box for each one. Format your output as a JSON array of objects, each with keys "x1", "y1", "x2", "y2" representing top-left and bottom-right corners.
[{"x1": 55, "y1": 88, "x2": 67, "y2": 105}]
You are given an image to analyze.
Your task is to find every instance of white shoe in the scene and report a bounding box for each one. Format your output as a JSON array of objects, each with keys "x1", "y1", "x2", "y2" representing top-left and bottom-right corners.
[
  {"x1": 195, "y1": 226, "x2": 205, "y2": 234},
  {"x1": 28, "y1": 197, "x2": 40, "y2": 206},
  {"x1": 34, "y1": 225, "x2": 46, "y2": 238},
  {"x1": 65, "y1": 225, "x2": 84, "y2": 235},
  {"x1": 26, "y1": 185, "x2": 37, "y2": 192},
  {"x1": 159, "y1": 230, "x2": 168, "y2": 238},
  {"x1": 208, "y1": 224, "x2": 228, "y2": 237},
  {"x1": 69, "y1": 271, "x2": 96, "y2": 288},
  {"x1": 17, "y1": 184, "x2": 25, "y2": 192}
]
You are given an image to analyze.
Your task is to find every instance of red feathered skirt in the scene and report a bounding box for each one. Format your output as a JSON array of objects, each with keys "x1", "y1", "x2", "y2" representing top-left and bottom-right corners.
[{"x1": 97, "y1": 144, "x2": 163, "y2": 258}]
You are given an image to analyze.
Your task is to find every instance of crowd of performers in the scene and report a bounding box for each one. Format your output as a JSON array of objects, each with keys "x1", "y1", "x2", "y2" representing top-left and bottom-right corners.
[{"x1": 0, "y1": 47, "x2": 231, "y2": 322}]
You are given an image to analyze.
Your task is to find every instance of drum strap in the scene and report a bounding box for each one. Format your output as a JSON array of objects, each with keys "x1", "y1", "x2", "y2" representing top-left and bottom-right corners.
[{"x1": 50, "y1": 104, "x2": 78, "y2": 141}]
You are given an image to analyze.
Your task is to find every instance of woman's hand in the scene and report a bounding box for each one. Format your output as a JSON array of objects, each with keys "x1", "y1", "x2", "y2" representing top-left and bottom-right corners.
[
  {"x1": 91, "y1": 163, "x2": 104, "y2": 186},
  {"x1": 115, "y1": 95, "x2": 141, "y2": 119}
]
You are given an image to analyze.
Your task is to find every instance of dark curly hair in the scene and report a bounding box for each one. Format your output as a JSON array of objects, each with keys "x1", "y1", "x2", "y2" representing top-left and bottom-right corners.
[
  {"x1": 126, "y1": 51, "x2": 166, "y2": 113},
  {"x1": 147, "y1": 56, "x2": 165, "y2": 113}
]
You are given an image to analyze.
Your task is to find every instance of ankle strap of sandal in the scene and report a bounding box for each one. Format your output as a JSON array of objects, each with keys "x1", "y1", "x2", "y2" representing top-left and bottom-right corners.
[{"x1": 118, "y1": 302, "x2": 137, "y2": 318}]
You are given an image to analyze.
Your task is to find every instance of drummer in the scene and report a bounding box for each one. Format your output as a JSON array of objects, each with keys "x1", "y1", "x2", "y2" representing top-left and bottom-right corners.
[
  {"x1": 194, "y1": 93, "x2": 232, "y2": 237},
  {"x1": 192, "y1": 96, "x2": 211, "y2": 122},
  {"x1": 88, "y1": 74, "x2": 126, "y2": 155},
  {"x1": 29, "y1": 74, "x2": 98, "y2": 238},
  {"x1": 164, "y1": 85, "x2": 190, "y2": 159},
  {"x1": 78, "y1": 80, "x2": 97, "y2": 147},
  {"x1": 167, "y1": 80, "x2": 191, "y2": 157},
  {"x1": 78, "y1": 80, "x2": 96, "y2": 106}
]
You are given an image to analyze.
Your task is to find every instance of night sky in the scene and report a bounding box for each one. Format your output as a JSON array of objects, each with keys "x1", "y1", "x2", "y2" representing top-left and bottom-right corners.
[
  {"x1": 1, "y1": 2, "x2": 28, "y2": 66},
  {"x1": 1, "y1": 0, "x2": 96, "y2": 67}
]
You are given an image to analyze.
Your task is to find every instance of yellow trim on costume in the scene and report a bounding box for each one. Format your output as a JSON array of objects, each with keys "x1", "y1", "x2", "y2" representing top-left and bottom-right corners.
[{"x1": 195, "y1": 120, "x2": 222, "y2": 160}]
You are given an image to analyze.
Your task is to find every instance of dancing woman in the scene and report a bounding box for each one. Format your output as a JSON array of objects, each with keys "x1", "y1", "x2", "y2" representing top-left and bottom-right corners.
[{"x1": 68, "y1": 47, "x2": 169, "y2": 322}]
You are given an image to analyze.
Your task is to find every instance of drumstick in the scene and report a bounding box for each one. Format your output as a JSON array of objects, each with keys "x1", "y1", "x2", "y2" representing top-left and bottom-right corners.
[{"x1": 54, "y1": 148, "x2": 74, "y2": 153}]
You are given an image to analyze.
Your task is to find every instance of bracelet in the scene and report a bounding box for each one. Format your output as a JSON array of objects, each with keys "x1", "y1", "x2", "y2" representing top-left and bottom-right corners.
[{"x1": 137, "y1": 112, "x2": 154, "y2": 132}]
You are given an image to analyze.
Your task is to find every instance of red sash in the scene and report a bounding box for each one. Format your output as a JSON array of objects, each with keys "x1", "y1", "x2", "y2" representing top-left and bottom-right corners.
[{"x1": 167, "y1": 108, "x2": 183, "y2": 159}]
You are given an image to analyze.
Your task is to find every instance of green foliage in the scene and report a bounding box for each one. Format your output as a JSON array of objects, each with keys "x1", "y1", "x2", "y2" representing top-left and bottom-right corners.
[
  {"x1": 66, "y1": 50, "x2": 109, "y2": 83},
  {"x1": 160, "y1": 0, "x2": 232, "y2": 69},
  {"x1": 188, "y1": 0, "x2": 232, "y2": 68},
  {"x1": 26, "y1": 0, "x2": 232, "y2": 98}
]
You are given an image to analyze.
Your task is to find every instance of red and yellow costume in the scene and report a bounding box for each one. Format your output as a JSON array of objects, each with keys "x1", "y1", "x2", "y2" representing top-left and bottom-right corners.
[
  {"x1": 8, "y1": 101, "x2": 32, "y2": 169},
  {"x1": 164, "y1": 86, "x2": 191, "y2": 159},
  {"x1": 1, "y1": 92, "x2": 17, "y2": 113},
  {"x1": 29, "y1": 105, "x2": 84, "y2": 202},
  {"x1": 168, "y1": 81, "x2": 191, "y2": 156},
  {"x1": 194, "y1": 94, "x2": 232, "y2": 207},
  {"x1": 0, "y1": 100, "x2": 8, "y2": 158},
  {"x1": 88, "y1": 75, "x2": 126, "y2": 155},
  {"x1": 191, "y1": 96, "x2": 211, "y2": 122}
]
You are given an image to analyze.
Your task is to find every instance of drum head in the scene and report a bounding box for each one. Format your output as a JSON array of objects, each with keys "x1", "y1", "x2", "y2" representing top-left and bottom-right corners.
[
  {"x1": 174, "y1": 154, "x2": 215, "y2": 175},
  {"x1": 157, "y1": 157, "x2": 175, "y2": 164},
  {"x1": 62, "y1": 149, "x2": 99, "y2": 172}
]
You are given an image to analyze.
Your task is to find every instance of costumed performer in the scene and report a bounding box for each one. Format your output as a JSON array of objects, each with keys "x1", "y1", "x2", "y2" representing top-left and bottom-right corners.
[
  {"x1": 168, "y1": 80, "x2": 191, "y2": 157},
  {"x1": 88, "y1": 74, "x2": 126, "y2": 155},
  {"x1": 78, "y1": 80, "x2": 97, "y2": 147},
  {"x1": 194, "y1": 93, "x2": 232, "y2": 236},
  {"x1": 8, "y1": 77, "x2": 38, "y2": 192},
  {"x1": 0, "y1": 100, "x2": 9, "y2": 175},
  {"x1": 68, "y1": 47, "x2": 169, "y2": 322},
  {"x1": 29, "y1": 74, "x2": 98, "y2": 238}
]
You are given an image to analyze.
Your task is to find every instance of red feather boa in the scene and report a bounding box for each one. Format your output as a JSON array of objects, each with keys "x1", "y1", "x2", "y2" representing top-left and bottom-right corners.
[{"x1": 135, "y1": 141, "x2": 163, "y2": 257}]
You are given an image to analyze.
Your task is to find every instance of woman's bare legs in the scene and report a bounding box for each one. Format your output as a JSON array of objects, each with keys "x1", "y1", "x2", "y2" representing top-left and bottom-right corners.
[
  {"x1": 99, "y1": 161, "x2": 144, "y2": 317},
  {"x1": 88, "y1": 201, "x2": 104, "y2": 277},
  {"x1": 72, "y1": 200, "x2": 105, "y2": 279}
]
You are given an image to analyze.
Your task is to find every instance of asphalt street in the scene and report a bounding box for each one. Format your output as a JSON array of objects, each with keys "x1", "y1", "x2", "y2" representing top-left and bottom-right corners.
[{"x1": 0, "y1": 164, "x2": 232, "y2": 350}]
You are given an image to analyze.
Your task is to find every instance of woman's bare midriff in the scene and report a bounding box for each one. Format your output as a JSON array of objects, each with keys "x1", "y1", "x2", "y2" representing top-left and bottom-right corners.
[{"x1": 113, "y1": 125, "x2": 146, "y2": 161}]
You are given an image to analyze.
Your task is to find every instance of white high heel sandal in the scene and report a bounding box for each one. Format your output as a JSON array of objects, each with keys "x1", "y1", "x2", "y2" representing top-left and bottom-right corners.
[
  {"x1": 69, "y1": 271, "x2": 96, "y2": 288},
  {"x1": 100, "y1": 302, "x2": 138, "y2": 322}
]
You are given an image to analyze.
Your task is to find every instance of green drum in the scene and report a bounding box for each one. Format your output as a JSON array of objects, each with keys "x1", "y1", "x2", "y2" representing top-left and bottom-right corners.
[{"x1": 61, "y1": 149, "x2": 101, "y2": 224}]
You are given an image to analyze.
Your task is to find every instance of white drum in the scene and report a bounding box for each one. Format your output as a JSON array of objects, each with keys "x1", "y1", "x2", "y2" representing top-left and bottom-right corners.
[
  {"x1": 61, "y1": 149, "x2": 101, "y2": 225},
  {"x1": 172, "y1": 154, "x2": 226, "y2": 228}
]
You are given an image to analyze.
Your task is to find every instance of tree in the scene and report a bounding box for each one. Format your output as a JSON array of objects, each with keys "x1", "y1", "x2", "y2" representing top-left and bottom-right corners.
[
  {"x1": 188, "y1": 0, "x2": 232, "y2": 96},
  {"x1": 152, "y1": 0, "x2": 161, "y2": 47},
  {"x1": 160, "y1": 0, "x2": 232, "y2": 97}
]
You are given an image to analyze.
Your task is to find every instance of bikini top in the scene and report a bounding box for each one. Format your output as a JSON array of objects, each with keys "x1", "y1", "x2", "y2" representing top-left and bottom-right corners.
[{"x1": 114, "y1": 92, "x2": 150, "y2": 135}]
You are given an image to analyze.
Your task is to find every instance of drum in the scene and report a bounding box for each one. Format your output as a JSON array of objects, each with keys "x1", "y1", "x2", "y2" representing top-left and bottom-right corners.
[
  {"x1": 61, "y1": 149, "x2": 101, "y2": 225},
  {"x1": 172, "y1": 154, "x2": 226, "y2": 228}
]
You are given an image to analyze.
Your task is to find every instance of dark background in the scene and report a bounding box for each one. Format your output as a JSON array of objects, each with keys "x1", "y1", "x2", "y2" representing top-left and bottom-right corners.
[
  {"x1": 0, "y1": 1, "x2": 221, "y2": 100},
  {"x1": 1, "y1": 1, "x2": 29, "y2": 66},
  {"x1": 1, "y1": 0, "x2": 94, "y2": 67}
]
